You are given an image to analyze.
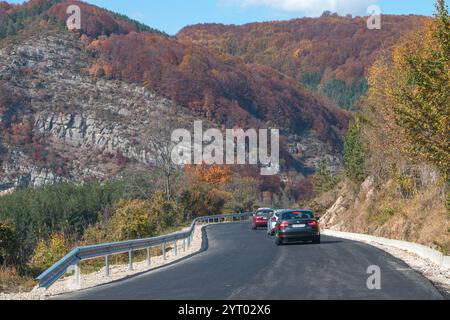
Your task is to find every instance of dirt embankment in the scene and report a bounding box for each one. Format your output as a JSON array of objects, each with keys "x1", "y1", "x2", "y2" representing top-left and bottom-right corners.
[{"x1": 317, "y1": 174, "x2": 449, "y2": 255}]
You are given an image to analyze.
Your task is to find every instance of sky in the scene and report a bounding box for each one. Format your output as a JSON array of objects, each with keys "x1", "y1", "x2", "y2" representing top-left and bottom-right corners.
[{"x1": 8, "y1": 0, "x2": 438, "y2": 35}]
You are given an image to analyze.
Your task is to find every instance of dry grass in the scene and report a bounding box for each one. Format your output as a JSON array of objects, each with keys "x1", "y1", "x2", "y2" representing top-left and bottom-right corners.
[
  {"x1": 320, "y1": 176, "x2": 450, "y2": 254},
  {"x1": 0, "y1": 267, "x2": 37, "y2": 294}
]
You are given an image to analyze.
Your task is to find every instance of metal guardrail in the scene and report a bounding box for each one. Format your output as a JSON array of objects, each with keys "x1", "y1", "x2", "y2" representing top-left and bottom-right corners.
[{"x1": 36, "y1": 212, "x2": 254, "y2": 289}]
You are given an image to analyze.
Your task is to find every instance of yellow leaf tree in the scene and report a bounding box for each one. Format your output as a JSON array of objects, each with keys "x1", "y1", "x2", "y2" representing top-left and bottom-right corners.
[{"x1": 367, "y1": 0, "x2": 450, "y2": 179}]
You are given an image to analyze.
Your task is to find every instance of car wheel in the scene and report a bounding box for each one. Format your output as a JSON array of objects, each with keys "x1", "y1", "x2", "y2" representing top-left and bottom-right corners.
[
  {"x1": 275, "y1": 235, "x2": 283, "y2": 246},
  {"x1": 252, "y1": 225, "x2": 257, "y2": 230},
  {"x1": 312, "y1": 237, "x2": 321, "y2": 244}
]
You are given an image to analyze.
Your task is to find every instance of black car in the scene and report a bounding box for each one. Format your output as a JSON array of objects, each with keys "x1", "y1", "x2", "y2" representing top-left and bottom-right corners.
[{"x1": 274, "y1": 210, "x2": 320, "y2": 245}]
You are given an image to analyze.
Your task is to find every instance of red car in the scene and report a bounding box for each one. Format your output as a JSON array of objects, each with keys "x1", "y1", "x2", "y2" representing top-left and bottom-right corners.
[{"x1": 251, "y1": 208, "x2": 274, "y2": 229}]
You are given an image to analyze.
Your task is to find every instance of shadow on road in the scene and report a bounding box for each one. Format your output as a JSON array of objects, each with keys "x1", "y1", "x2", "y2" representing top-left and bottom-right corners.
[{"x1": 280, "y1": 240, "x2": 343, "y2": 246}]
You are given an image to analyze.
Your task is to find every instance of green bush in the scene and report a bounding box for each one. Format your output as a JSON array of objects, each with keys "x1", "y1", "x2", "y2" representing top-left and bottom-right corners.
[
  {"x1": 299, "y1": 72, "x2": 322, "y2": 91},
  {"x1": 343, "y1": 123, "x2": 367, "y2": 183},
  {"x1": 84, "y1": 191, "x2": 181, "y2": 245},
  {"x1": 0, "y1": 180, "x2": 136, "y2": 267},
  {"x1": 313, "y1": 159, "x2": 341, "y2": 193},
  {"x1": 319, "y1": 78, "x2": 368, "y2": 110},
  {"x1": 0, "y1": 220, "x2": 17, "y2": 267},
  {"x1": 108, "y1": 199, "x2": 154, "y2": 241},
  {"x1": 29, "y1": 233, "x2": 69, "y2": 272},
  {"x1": 224, "y1": 176, "x2": 260, "y2": 213},
  {"x1": 370, "y1": 203, "x2": 395, "y2": 224},
  {"x1": 394, "y1": 173, "x2": 417, "y2": 199}
]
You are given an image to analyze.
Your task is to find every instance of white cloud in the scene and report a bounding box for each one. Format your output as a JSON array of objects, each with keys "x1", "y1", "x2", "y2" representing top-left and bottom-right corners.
[{"x1": 223, "y1": 0, "x2": 379, "y2": 16}]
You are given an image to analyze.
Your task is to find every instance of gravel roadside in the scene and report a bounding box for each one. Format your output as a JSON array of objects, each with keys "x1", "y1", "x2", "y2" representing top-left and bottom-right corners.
[{"x1": 368, "y1": 241, "x2": 450, "y2": 299}]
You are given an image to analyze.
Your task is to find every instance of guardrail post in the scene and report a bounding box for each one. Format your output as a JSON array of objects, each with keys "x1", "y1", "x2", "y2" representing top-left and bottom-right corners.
[
  {"x1": 105, "y1": 255, "x2": 110, "y2": 277},
  {"x1": 128, "y1": 250, "x2": 133, "y2": 271},
  {"x1": 174, "y1": 240, "x2": 178, "y2": 256},
  {"x1": 183, "y1": 238, "x2": 186, "y2": 252},
  {"x1": 74, "y1": 264, "x2": 80, "y2": 287},
  {"x1": 162, "y1": 242, "x2": 166, "y2": 260},
  {"x1": 146, "y1": 247, "x2": 151, "y2": 268},
  {"x1": 187, "y1": 235, "x2": 191, "y2": 248}
]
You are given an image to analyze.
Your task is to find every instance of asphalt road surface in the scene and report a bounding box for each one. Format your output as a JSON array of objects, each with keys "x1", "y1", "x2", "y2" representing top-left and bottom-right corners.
[{"x1": 59, "y1": 222, "x2": 444, "y2": 300}]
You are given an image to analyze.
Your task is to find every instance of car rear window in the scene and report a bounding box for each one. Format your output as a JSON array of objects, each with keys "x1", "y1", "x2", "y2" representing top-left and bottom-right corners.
[
  {"x1": 256, "y1": 210, "x2": 273, "y2": 216},
  {"x1": 281, "y1": 211, "x2": 314, "y2": 220}
]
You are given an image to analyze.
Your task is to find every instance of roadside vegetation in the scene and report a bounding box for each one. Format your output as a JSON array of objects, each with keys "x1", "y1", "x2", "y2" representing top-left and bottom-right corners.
[
  {"x1": 308, "y1": 0, "x2": 449, "y2": 254},
  {"x1": 0, "y1": 164, "x2": 268, "y2": 292}
]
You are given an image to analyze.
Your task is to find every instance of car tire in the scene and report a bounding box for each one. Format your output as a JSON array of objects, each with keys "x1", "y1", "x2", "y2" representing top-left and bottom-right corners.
[
  {"x1": 275, "y1": 235, "x2": 283, "y2": 246},
  {"x1": 252, "y1": 225, "x2": 257, "y2": 230},
  {"x1": 312, "y1": 237, "x2": 321, "y2": 244}
]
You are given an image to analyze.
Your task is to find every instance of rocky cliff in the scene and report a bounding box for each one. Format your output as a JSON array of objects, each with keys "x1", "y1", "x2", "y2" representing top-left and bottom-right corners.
[{"x1": 0, "y1": 26, "x2": 194, "y2": 188}]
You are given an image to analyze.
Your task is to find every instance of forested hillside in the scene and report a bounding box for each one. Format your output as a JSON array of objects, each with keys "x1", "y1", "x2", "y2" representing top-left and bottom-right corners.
[
  {"x1": 85, "y1": 31, "x2": 348, "y2": 147},
  {"x1": 316, "y1": 1, "x2": 449, "y2": 254},
  {"x1": 0, "y1": 0, "x2": 163, "y2": 39},
  {"x1": 50, "y1": 0, "x2": 349, "y2": 150},
  {"x1": 178, "y1": 15, "x2": 429, "y2": 110}
]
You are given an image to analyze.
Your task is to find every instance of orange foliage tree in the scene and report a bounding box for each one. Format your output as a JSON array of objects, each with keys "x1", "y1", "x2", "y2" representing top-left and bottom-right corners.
[{"x1": 184, "y1": 164, "x2": 232, "y2": 185}]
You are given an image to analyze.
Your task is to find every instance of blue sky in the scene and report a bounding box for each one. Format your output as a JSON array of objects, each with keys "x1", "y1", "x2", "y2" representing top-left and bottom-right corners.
[{"x1": 9, "y1": 0, "x2": 438, "y2": 35}]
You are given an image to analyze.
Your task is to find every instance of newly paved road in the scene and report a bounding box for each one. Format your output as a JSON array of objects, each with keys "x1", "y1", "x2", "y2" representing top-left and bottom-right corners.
[{"x1": 60, "y1": 222, "x2": 444, "y2": 300}]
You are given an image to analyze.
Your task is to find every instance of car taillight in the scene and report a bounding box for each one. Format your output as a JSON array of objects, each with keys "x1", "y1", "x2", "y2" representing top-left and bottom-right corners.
[
  {"x1": 308, "y1": 220, "x2": 319, "y2": 228},
  {"x1": 280, "y1": 221, "x2": 289, "y2": 229},
  {"x1": 271, "y1": 216, "x2": 277, "y2": 221}
]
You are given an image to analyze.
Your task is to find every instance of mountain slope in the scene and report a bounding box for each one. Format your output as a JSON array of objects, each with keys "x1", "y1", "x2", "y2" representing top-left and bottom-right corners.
[
  {"x1": 0, "y1": 21, "x2": 194, "y2": 188},
  {"x1": 41, "y1": 1, "x2": 348, "y2": 148},
  {"x1": 1, "y1": 0, "x2": 349, "y2": 189},
  {"x1": 178, "y1": 15, "x2": 429, "y2": 109},
  {"x1": 86, "y1": 31, "x2": 348, "y2": 146}
]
